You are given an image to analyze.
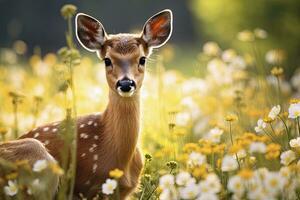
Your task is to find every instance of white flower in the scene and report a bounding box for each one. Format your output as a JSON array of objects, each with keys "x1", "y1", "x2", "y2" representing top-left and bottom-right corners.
[
  {"x1": 205, "y1": 173, "x2": 221, "y2": 193},
  {"x1": 159, "y1": 174, "x2": 175, "y2": 190},
  {"x1": 254, "y1": 28, "x2": 267, "y2": 39},
  {"x1": 289, "y1": 137, "x2": 300, "y2": 148},
  {"x1": 159, "y1": 188, "x2": 178, "y2": 200},
  {"x1": 197, "y1": 193, "x2": 219, "y2": 200},
  {"x1": 188, "y1": 152, "x2": 206, "y2": 167},
  {"x1": 221, "y1": 155, "x2": 238, "y2": 172},
  {"x1": 199, "y1": 173, "x2": 221, "y2": 194},
  {"x1": 176, "y1": 171, "x2": 193, "y2": 186},
  {"x1": 268, "y1": 105, "x2": 281, "y2": 120},
  {"x1": 254, "y1": 119, "x2": 266, "y2": 133},
  {"x1": 33, "y1": 159, "x2": 48, "y2": 172},
  {"x1": 222, "y1": 49, "x2": 237, "y2": 62},
  {"x1": 228, "y1": 175, "x2": 244, "y2": 194},
  {"x1": 229, "y1": 56, "x2": 246, "y2": 70},
  {"x1": 179, "y1": 182, "x2": 199, "y2": 199},
  {"x1": 203, "y1": 42, "x2": 220, "y2": 56},
  {"x1": 207, "y1": 58, "x2": 233, "y2": 85},
  {"x1": 249, "y1": 142, "x2": 267, "y2": 153},
  {"x1": 264, "y1": 172, "x2": 285, "y2": 194},
  {"x1": 237, "y1": 149, "x2": 247, "y2": 159},
  {"x1": 175, "y1": 112, "x2": 190, "y2": 126},
  {"x1": 237, "y1": 30, "x2": 254, "y2": 42},
  {"x1": 102, "y1": 179, "x2": 117, "y2": 195},
  {"x1": 4, "y1": 180, "x2": 18, "y2": 196},
  {"x1": 265, "y1": 49, "x2": 285, "y2": 64},
  {"x1": 205, "y1": 127, "x2": 223, "y2": 143},
  {"x1": 279, "y1": 166, "x2": 291, "y2": 179},
  {"x1": 288, "y1": 103, "x2": 300, "y2": 119},
  {"x1": 280, "y1": 150, "x2": 296, "y2": 166}
]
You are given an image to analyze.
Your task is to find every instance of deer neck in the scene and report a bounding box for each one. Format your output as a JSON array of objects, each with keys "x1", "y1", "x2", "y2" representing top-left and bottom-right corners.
[{"x1": 102, "y1": 90, "x2": 140, "y2": 168}]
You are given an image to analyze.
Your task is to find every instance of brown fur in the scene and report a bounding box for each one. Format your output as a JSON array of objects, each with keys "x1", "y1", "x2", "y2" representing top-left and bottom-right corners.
[
  {"x1": 19, "y1": 88, "x2": 143, "y2": 199},
  {"x1": 0, "y1": 138, "x2": 59, "y2": 199},
  {"x1": 18, "y1": 34, "x2": 146, "y2": 199}
]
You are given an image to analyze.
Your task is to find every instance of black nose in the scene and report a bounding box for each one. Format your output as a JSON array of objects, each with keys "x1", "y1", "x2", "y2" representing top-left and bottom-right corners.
[{"x1": 116, "y1": 78, "x2": 136, "y2": 92}]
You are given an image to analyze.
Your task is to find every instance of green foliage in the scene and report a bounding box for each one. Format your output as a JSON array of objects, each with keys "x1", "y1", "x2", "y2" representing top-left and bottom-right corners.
[{"x1": 190, "y1": 0, "x2": 300, "y2": 75}]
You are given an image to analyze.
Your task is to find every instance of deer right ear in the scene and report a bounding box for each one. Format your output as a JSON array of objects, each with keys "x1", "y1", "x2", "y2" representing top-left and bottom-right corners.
[
  {"x1": 75, "y1": 13, "x2": 107, "y2": 52},
  {"x1": 141, "y1": 9, "x2": 173, "y2": 49}
]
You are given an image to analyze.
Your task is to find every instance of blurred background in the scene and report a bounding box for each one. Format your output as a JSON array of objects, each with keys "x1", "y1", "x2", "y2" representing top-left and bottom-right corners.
[{"x1": 0, "y1": 0, "x2": 300, "y2": 75}]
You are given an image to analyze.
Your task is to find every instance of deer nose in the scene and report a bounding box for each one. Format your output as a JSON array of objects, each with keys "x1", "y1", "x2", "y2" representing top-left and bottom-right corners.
[{"x1": 116, "y1": 78, "x2": 136, "y2": 93}]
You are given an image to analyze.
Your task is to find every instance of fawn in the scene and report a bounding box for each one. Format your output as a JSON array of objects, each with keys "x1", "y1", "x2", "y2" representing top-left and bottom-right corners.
[{"x1": 0, "y1": 9, "x2": 173, "y2": 199}]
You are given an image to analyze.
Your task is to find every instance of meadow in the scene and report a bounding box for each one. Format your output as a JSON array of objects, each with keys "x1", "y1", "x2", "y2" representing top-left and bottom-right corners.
[{"x1": 1, "y1": 4, "x2": 300, "y2": 200}]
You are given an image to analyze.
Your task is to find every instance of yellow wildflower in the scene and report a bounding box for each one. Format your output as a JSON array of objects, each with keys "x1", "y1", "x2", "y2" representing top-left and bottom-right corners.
[
  {"x1": 263, "y1": 117, "x2": 274, "y2": 123},
  {"x1": 183, "y1": 143, "x2": 200, "y2": 153},
  {"x1": 192, "y1": 165, "x2": 207, "y2": 179},
  {"x1": 290, "y1": 99, "x2": 300, "y2": 104},
  {"x1": 5, "y1": 173, "x2": 18, "y2": 180},
  {"x1": 238, "y1": 168, "x2": 254, "y2": 179},
  {"x1": 109, "y1": 168, "x2": 124, "y2": 179},
  {"x1": 60, "y1": 4, "x2": 77, "y2": 19},
  {"x1": 49, "y1": 162, "x2": 64, "y2": 176},
  {"x1": 266, "y1": 143, "x2": 281, "y2": 160},
  {"x1": 225, "y1": 114, "x2": 238, "y2": 122},
  {"x1": 271, "y1": 67, "x2": 284, "y2": 77}
]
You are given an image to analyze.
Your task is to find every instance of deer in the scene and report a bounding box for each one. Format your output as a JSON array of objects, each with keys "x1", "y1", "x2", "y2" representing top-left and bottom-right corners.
[{"x1": 0, "y1": 9, "x2": 173, "y2": 199}]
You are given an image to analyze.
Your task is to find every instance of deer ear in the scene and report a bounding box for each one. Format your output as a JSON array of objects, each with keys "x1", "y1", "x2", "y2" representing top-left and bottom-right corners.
[
  {"x1": 141, "y1": 9, "x2": 173, "y2": 48},
  {"x1": 75, "y1": 13, "x2": 107, "y2": 52}
]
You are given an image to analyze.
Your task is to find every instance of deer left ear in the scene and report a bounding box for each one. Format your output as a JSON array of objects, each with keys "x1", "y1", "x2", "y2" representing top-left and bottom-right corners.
[
  {"x1": 75, "y1": 13, "x2": 107, "y2": 52},
  {"x1": 141, "y1": 9, "x2": 173, "y2": 48}
]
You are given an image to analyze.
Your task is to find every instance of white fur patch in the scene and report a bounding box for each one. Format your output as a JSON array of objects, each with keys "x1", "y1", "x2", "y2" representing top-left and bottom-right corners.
[
  {"x1": 80, "y1": 133, "x2": 89, "y2": 139},
  {"x1": 93, "y1": 154, "x2": 98, "y2": 161},
  {"x1": 92, "y1": 164, "x2": 97, "y2": 173},
  {"x1": 34, "y1": 132, "x2": 40, "y2": 138}
]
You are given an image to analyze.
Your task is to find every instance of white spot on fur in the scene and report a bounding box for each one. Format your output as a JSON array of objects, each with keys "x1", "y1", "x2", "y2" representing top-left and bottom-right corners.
[
  {"x1": 87, "y1": 121, "x2": 93, "y2": 125},
  {"x1": 94, "y1": 135, "x2": 99, "y2": 140},
  {"x1": 89, "y1": 147, "x2": 95, "y2": 152},
  {"x1": 80, "y1": 133, "x2": 88, "y2": 139},
  {"x1": 81, "y1": 153, "x2": 86, "y2": 157},
  {"x1": 34, "y1": 132, "x2": 40, "y2": 138},
  {"x1": 93, "y1": 122, "x2": 98, "y2": 127},
  {"x1": 43, "y1": 127, "x2": 49, "y2": 132},
  {"x1": 85, "y1": 180, "x2": 90, "y2": 185},
  {"x1": 92, "y1": 164, "x2": 97, "y2": 173},
  {"x1": 80, "y1": 124, "x2": 85, "y2": 128},
  {"x1": 93, "y1": 154, "x2": 98, "y2": 161},
  {"x1": 52, "y1": 128, "x2": 58, "y2": 133},
  {"x1": 33, "y1": 127, "x2": 38, "y2": 131},
  {"x1": 92, "y1": 144, "x2": 97, "y2": 148},
  {"x1": 44, "y1": 140, "x2": 50, "y2": 145}
]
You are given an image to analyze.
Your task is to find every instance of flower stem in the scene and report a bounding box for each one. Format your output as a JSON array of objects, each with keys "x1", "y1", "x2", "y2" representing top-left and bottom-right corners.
[
  {"x1": 229, "y1": 122, "x2": 240, "y2": 169},
  {"x1": 276, "y1": 76, "x2": 281, "y2": 106},
  {"x1": 278, "y1": 115, "x2": 290, "y2": 145},
  {"x1": 297, "y1": 117, "x2": 300, "y2": 137}
]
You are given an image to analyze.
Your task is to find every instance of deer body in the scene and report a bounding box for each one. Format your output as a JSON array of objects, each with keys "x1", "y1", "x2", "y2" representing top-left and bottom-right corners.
[
  {"x1": 1, "y1": 9, "x2": 173, "y2": 199},
  {"x1": 20, "y1": 90, "x2": 142, "y2": 198}
]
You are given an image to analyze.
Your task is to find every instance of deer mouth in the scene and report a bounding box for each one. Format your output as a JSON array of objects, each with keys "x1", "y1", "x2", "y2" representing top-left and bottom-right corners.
[{"x1": 117, "y1": 86, "x2": 135, "y2": 97}]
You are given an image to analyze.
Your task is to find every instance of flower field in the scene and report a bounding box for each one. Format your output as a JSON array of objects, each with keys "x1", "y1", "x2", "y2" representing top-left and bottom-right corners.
[{"x1": 1, "y1": 4, "x2": 300, "y2": 200}]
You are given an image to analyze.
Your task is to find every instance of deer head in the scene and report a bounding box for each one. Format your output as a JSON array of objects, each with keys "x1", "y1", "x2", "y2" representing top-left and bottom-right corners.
[{"x1": 75, "y1": 10, "x2": 173, "y2": 98}]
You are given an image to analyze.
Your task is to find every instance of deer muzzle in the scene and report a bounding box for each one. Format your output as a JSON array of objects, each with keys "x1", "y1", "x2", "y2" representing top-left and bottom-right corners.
[{"x1": 116, "y1": 78, "x2": 136, "y2": 97}]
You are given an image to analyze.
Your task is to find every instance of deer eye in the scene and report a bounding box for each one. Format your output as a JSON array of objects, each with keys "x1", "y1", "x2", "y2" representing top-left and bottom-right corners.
[
  {"x1": 104, "y1": 58, "x2": 112, "y2": 67},
  {"x1": 139, "y1": 57, "x2": 146, "y2": 66}
]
